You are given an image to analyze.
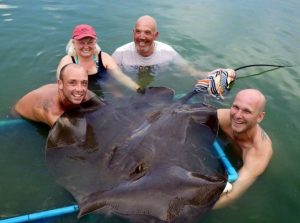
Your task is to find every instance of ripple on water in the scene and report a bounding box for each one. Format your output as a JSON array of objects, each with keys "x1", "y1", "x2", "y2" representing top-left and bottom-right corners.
[
  {"x1": 0, "y1": 4, "x2": 18, "y2": 9},
  {"x1": 1, "y1": 1, "x2": 300, "y2": 222}
]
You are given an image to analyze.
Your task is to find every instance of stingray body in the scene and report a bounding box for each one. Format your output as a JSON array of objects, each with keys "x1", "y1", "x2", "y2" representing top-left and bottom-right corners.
[{"x1": 46, "y1": 87, "x2": 227, "y2": 223}]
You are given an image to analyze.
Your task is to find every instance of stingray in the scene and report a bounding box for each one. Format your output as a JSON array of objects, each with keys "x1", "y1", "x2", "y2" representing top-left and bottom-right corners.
[{"x1": 46, "y1": 87, "x2": 227, "y2": 223}]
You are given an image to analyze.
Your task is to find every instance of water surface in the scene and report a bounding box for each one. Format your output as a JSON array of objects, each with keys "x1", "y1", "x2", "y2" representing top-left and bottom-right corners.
[{"x1": 1, "y1": 0, "x2": 300, "y2": 222}]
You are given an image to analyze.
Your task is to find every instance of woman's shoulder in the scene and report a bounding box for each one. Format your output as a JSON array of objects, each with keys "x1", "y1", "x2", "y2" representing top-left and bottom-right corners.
[
  {"x1": 100, "y1": 51, "x2": 118, "y2": 69},
  {"x1": 99, "y1": 51, "x2": 111, "y2": 58},
  {"x1": 60, "y1": 54, "x2": 74, "y2": 63},
  {"x1": 57, "y1": 55, "x2": 74, "y2": 69},
  {"x1": 57, "y1": 55, "x2": 74, "y2": 79}
]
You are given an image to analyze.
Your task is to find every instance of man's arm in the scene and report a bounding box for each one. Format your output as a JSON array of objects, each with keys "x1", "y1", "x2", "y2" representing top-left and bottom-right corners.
[
  {"x1": 214, "y1": 166, "x2": 257, "y2": 209},
  {"x1": 174, "y1": 51, "x2": 236, "y2": 80},
  {"x1": 215, "y1": 109, "x2": 273, "y2": 208},
  {"x1": 171, "y1": 53, "x2": 207, "y2": 79},
  {"x1": 214, "y1": 134, "x2": 273, "y2": 209},
  {"x1": 14, "y1": 89, "x2": 52, "y2": 126},
  {"x1": 217, "y1": 109, "x2": 231, "y2": 131},
  {"x1": 180, "y1": 63, "x2": 208, "y2": 79}
]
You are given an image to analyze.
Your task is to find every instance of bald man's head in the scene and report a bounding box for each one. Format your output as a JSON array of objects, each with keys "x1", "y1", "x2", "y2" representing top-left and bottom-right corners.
[
  {"x1": 235, "y1": 89, "x2": 266, "y2": 112},
  {"x1": 135, "y1": 15, "x2": 157, "y2": 32},
  {"x1": 59, "y1": 63, "x2": 87, "y2": 81},
  {"x1": 133, "y1": 15, "x2": 159, "y2": 57}
]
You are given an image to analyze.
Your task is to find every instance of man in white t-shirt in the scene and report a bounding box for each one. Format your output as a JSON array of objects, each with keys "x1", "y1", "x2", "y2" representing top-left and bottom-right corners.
[
  {"x1": 112, "y1": 15, "x2": 234, "y2": 89},
  {"x1": 112, "y1": 15, "x2": 186, "y2": 73},
  {"x1": 112, "y1": 15, "x2": 209, "y2": 88},
  {"x1": 112, "y1": 40, "x2": 185, "y2": 74}
]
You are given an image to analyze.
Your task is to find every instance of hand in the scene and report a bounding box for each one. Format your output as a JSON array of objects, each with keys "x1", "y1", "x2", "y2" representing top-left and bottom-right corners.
[
  {"x1": 195, "y1": 68, "x2": 236, "y2": 98},
  {"x1": 136, "y1": 87, "x2": 146, "y2": 94},
  {"x1": 207, "y1": 68, "x2": 236, "y2": 80}
]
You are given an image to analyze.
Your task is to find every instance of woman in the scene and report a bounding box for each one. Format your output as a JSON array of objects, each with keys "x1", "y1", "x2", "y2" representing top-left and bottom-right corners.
[{"x1": 57, "y1": 24, "x2": 139, "y2": 96}]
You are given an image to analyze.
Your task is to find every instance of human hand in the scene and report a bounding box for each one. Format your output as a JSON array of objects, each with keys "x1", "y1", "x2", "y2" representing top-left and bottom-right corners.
[
  {"x1": 195, "y1": 68, "x2": 236, "y2": 98},
  {"x1": 136, "y1": 87, "x2": 146, "y2": 94},
  {"x1": 207, "y1": 68, "x2": 236, "y2": 81}
]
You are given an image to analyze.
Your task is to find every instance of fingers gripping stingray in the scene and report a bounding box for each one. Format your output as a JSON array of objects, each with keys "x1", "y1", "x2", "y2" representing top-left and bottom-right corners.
[{"x1": 46, "y1": 87, "x2": 227, "y2": 223}]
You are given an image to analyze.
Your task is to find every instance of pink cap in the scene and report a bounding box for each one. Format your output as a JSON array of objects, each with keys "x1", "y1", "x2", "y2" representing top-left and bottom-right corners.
[{"x1": 72, "y1": 24, "x2": 97, "y2": 40}]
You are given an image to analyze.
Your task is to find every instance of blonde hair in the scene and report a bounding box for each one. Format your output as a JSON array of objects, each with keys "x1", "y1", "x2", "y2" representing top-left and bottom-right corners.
[{"x1": 66, "y1": 39, "x2": 101, "y2": 56}]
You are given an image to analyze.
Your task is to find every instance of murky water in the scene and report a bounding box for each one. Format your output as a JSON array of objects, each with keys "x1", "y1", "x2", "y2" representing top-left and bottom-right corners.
[{"x1": 1, "y1": 0, "x2": 300, "y2": 222}]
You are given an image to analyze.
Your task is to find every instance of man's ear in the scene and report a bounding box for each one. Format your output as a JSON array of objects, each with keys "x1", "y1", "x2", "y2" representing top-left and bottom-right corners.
[
  {"x1": 58, "y1": 79, "x2": 63, "y2": 91},
  {"x1": 154, "y1": 31, "x2": 159, "y2": 39},
  {"x1": 257, "y1": 111, "x2": 265, "y2": 123}
]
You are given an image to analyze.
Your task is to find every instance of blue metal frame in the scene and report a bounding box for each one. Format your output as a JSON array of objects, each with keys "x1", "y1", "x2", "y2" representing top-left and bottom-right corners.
[
  {"x1": 213, "y1": 140, "x2": 239, "y2": 182},
  {"x1": 0, "y1": 119, "x2": 26, "y2": 128},
  {"x1": 0, "y1": 205, "x2": 79, "y2": 223}
]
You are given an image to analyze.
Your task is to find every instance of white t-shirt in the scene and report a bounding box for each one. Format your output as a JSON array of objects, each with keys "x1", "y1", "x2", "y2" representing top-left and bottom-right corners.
[{"x1": 112, "y1": 41, "x2": 186, "y2": 74}]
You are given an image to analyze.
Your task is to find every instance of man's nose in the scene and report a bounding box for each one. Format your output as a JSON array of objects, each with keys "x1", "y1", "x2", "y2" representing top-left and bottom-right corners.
[
  {"x1": 234, "y1": 110, "x2": 243, "y2": 118},
  {"x1": 75, "y1": 83, "x2": 84, "y2": 91},
  {"x1": 139, "y1": 32, "x2": 146, "y2": 39}
]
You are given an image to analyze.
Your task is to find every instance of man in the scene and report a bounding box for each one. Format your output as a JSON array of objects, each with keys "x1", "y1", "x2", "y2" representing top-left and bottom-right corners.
[
  {"x1": 112, "y1": 15, "x2": 186, "y2": 75},
  {"x1": 214, "y1": 89, "x2": 273, "y2": 208},
  {"x1": 112, "y1": 15, "x2": 235, "y2": 89},
  {"x1": 14, "y1": 63, "x2": 100, "y2": 127}
]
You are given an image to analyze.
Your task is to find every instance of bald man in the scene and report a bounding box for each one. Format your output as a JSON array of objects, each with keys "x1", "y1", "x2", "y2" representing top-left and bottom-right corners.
[
  {"x1": 214, "y1": 89, "x2": 273, "y2": 208},
  {"x1": 112, "y1": 15, "x2": 235, "y2": 89},
  {"x1": 112, "y1": 15, "x2": 185, "y2": 77},
  {"x1": 14, "y1": 64, "x2": 102, "y2": 126}
]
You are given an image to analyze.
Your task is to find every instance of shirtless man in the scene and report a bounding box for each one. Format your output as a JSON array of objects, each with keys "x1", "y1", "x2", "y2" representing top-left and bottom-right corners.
[
  {"x1": 214, "y1": 89, "x2": 273, "y2": 208},
  {"x1": 14, "y1": 63, "x2": 96, "y2": 127}
]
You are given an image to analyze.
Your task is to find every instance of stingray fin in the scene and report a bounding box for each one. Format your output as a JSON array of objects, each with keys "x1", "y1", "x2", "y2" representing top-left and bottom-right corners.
[{"x1": 134, "y1": 87, "x2": 175, "y2": 104}]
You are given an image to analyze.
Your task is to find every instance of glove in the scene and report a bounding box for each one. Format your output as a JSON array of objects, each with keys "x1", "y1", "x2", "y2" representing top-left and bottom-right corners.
[{"x1": 195, "y1": 68, "x2": 236, "y2": 98}]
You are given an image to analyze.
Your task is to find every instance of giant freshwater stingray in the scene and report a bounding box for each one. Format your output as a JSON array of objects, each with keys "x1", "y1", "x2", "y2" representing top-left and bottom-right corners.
[{"x1": 46, "y1": 87, "x2": 228, "y2": 223}]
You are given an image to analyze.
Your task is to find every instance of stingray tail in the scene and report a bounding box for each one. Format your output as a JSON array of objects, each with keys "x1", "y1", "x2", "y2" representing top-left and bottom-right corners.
[
  {"x1": 178, "y1": 90, "x2": 199, "y2": 104},
  {"x1": 234, "y1": 64, "x2": 290, "y2": 71},
  {"x1": 192, "y1": 64, "x2": 290, "y2": 99}
]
